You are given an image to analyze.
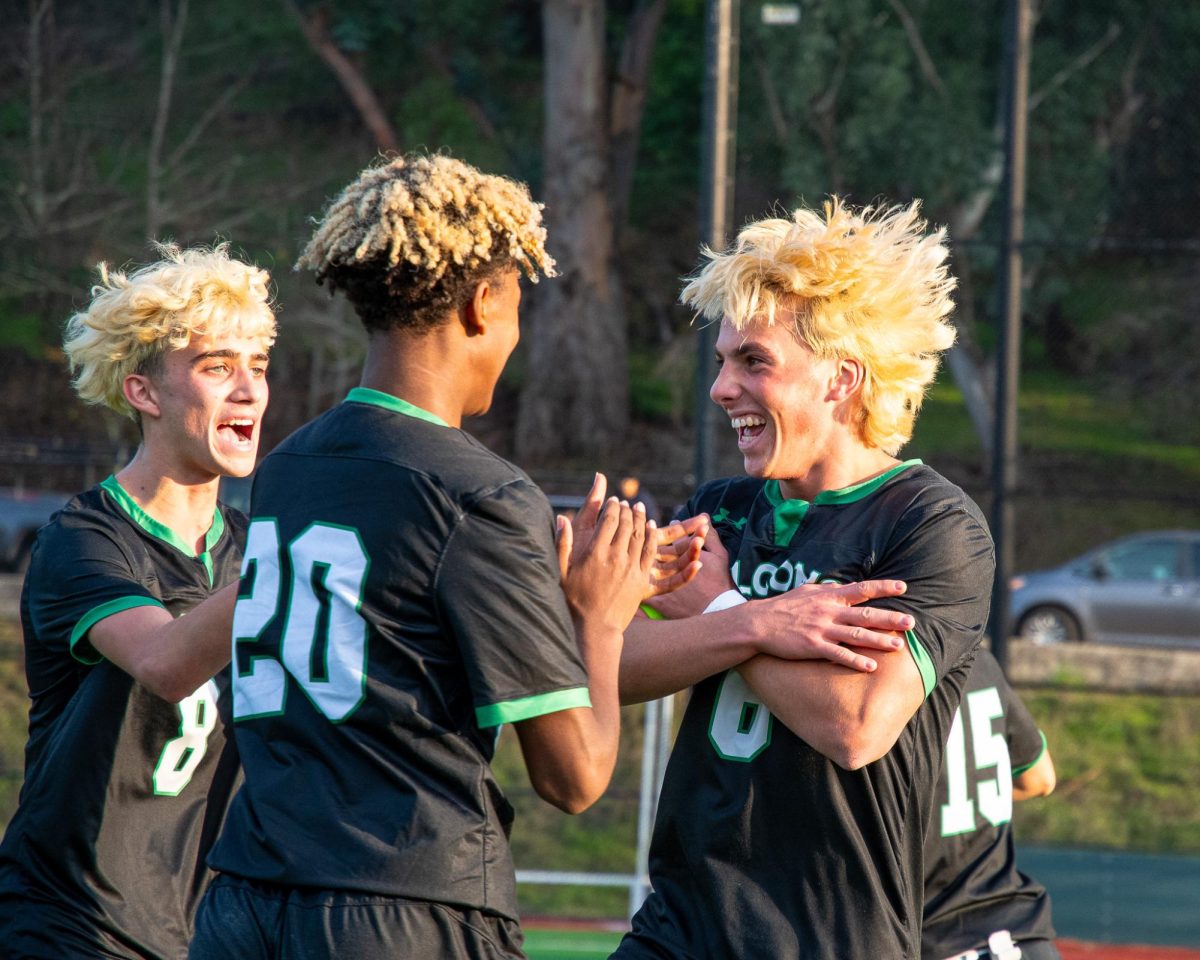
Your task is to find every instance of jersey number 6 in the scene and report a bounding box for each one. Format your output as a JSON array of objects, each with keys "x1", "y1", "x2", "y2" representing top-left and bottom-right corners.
[{"x1": 230, "y1": 519, "x2": 370, "y2": 723}]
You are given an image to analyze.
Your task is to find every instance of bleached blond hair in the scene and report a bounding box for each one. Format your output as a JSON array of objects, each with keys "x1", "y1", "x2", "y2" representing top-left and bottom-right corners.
[
  {"x1": 63, "y1": 242, "x2": 277, "y2": 420},
  {"x1": 681, "y1": 198, "x2": 957, "y2": 454},
  {"x1": 296, "y1": 153, "x2": 556, "y2": 333}
]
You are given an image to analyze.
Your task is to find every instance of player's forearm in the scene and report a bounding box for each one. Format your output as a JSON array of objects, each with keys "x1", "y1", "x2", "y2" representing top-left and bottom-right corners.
[
  {"x1": 619, "y1": 610, "x2": 758, "y2": 704},
  {"x1": 738, "y1": 650, "x2": 923, "y2": 770},
  {"x1": 574, "y1": 617, "x2": 623, "y2": 758},
  {"x1": 520, "y1": 621, "x2": 623, "y2": 814},
  {"x1": 90, "y1": 584, "x2": 237, "y2": 702}
]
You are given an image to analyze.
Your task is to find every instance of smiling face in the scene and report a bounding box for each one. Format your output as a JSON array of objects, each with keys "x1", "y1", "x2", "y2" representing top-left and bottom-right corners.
[
  {"x1": 710, "y1": 317, "x2": 847, "y2": 487},
  {"x1": 138, "y1": 334, "x2": 271, "y2": 481}
]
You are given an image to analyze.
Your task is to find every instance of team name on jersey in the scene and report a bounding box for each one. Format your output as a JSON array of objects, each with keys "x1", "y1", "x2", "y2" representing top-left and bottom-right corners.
[{"x1": 731, "y1": 558, "x2": 827, "y2": 598}]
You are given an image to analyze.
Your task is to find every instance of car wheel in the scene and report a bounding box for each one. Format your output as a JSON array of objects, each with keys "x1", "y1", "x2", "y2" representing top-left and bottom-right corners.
[{"x1": 1017, "y1": 606, "x2": 1082, "y2": 645}]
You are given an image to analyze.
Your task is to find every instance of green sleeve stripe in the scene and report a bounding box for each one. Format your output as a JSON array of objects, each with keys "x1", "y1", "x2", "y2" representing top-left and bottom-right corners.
[
  {"x1": 69, "y1": 596, "x2": 165, "y2": 665},
  {"x1": 1012, "y1": 729, "x2": 1049, "y2": 775},
  {"x1": 475, "y1": 686, "x2": 592, "y2": 728},
  {"x1": 639, "y1": 603, "x2": 665, "y2": 620},
  {"x1": 905, "y1": 628, "x2": 937, "y2": 699}
]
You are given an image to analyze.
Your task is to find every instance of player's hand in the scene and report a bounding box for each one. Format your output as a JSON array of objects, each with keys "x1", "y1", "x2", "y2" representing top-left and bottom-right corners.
[
  {"x1": 752, "y1": 580, "x2": 914, "y2": 673},
  {"x1": 643, "y1": 521, "x2": 734, "y2": 619},
  {"x1": 564, "y1": 473, "x2": 702, "y2": 601},
  {"x1": 645, "y1": 513, "x2": 707, "y2": 600},
  {"x1": 560, "y1": 496, "x2": 657, "y2": 633},
  {"x1": 565, "y1": 472, "x2": 608, "y2": 566}
]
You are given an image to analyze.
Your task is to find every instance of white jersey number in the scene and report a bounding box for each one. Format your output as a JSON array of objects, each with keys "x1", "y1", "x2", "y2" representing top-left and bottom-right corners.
[
  {"x1": 232, "y1": 520, "x2": 370, "y2": 723},
  {"x1": 940, "y1": 686, "x2": 1013, "y2": 836},
  {"x1": 708, "y1": 670, "x2": 773, "y2": 761},
  {"x1": 153, "y1": 679, "x2": 219, "y2": 796}
]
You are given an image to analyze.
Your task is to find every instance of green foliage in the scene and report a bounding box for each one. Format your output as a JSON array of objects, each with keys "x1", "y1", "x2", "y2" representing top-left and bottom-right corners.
[
  {"x1": 1015, "y1": 689, "x2": 1200, "y2": 853},
  {"x1": 0, "y1": 623, "x2": 27, "y2": 828},
  {"x1": 0, "y1": 312, "x2": 45, "y2": 356},
  {"x1": 628, "y1": 349, "x2": 679, "y2": 421}
]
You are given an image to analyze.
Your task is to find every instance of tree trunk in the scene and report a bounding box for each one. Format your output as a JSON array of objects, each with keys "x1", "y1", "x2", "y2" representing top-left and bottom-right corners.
[
  {"x1": 609, "y1": 0, "x2": 667, "y2": 237},
  {"x1": 515, "y1": 0, "x2": 628, "y2": 464}
]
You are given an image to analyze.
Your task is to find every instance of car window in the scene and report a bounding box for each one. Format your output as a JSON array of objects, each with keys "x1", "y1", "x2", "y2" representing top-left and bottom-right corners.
[{"x1": 1102, "y1": 539, "x2": 1181, "y2": 581}]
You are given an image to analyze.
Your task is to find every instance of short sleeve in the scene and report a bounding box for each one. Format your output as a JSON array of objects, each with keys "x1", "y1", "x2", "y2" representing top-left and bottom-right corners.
[
  {"x1": 872, "y1": 498, "x2": 995, "y2": 697},
  {"x1": 434, "y1": 480, "x2": 589, "y2": 729},
  {"x1": 25, "y1": 512, "x2": 164, "y2": 665},
  {"x1": 998, "y1": 673, "x2": 1047, "y2": 772}
]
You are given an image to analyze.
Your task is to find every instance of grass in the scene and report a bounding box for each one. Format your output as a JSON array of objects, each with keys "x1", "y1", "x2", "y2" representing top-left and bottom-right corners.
[
  {"x1": 1014, "y1": 689, "x2": 1200, "y2": 852},
  {"x1": 914, "y1": 373, "x2": 1200, "y2": 480},
  {"x1": 523, "y1": 928, "x2": 624, "y2": 960},
  {"x1": 908, "y1": 374, "x2": 1200, "y2": 571}
]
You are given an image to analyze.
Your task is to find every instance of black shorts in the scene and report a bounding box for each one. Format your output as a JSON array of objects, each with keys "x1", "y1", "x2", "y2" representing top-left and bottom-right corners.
[{"x1": 188, "y1": 874, "x2": 527, "y2": 960}]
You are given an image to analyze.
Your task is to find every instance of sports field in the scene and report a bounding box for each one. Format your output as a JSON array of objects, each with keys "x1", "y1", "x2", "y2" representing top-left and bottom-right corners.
[
  {"x1": 524, "y1": 928, "x2": 622, "y2": 960},
  {"x1": 522, "y1": 928, "x2": 1200, "y2": 960}
]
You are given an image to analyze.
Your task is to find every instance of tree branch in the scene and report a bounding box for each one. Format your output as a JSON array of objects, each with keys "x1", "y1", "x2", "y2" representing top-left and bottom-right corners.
[
  {"x1": 886, "y1": 0, "x2": 946, "y2": 98},
  {"x1": 148, "y1": 0, "x2": 188, "y2": 239},
  {"x1": 282, "y1": 0, "x2": 399, "y2": 155},
  {"x1": 1028, "y1": 21, "x2": 1120, "y2": 114}
]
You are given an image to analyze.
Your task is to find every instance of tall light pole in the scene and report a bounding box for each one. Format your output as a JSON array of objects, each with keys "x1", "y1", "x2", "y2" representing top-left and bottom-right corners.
[
  {"x1": 694, "y1": 0, "x2": 740, "y2": 486},
  {"x1": 989, "y1": 0, "x2": 1032, "y2": 671}
]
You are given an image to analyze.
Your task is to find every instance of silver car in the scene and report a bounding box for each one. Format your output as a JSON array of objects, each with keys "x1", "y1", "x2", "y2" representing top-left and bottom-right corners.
[{"x1": 1009, "y1": 530, "x2": 1200, "y2": 647}]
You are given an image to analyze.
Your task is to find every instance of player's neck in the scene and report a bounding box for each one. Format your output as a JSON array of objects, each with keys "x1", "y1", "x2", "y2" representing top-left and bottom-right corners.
[
  {"x1": 115, "y1": 451, "x2": 221, "y2": 554},
  {"x1": 359, "y1": 325, "x2": 476, "y2": 428},
  {"x1": 777, "y1": 447, "x2": 901, "y2": 502}
]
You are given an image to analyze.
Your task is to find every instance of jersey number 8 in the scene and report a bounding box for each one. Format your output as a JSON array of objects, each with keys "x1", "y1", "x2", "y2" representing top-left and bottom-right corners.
[{"x1": 231, "y1": 519, "x2": 370, "y2": 723}]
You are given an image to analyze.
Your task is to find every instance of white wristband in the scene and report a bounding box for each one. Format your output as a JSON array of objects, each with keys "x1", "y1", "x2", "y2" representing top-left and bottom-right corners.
[{"x1": 703, "y1": 589, "x2": 748, "y2": 614}]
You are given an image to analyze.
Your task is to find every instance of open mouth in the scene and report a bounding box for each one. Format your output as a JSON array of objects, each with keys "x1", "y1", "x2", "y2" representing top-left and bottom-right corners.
[
  {"x1": 217, "y1": 418, "x2": 256, "y2": 448},
  {"x1": 730, "y1": 414, "x2": 767, "y2": 447}
]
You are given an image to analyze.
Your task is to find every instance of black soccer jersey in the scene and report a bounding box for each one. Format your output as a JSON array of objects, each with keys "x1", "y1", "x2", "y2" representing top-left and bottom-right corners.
[
  {"x1": 615, "y1": 462, "x2": 994, "y2": 960},
  {"x1": 922, "y1": 648, "x2": 1055, "y2": 959},
  {"x1": 207, "y1": 388, "x2": 590, "y2": 921},
  {"x1": 0, "y1": 476, "x2": 244, "y2": 960}
]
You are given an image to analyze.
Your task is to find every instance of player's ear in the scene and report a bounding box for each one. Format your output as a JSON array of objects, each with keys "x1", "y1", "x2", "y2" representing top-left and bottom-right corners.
[
  {"x1": 463, "y1": 278, "x2": 492, "y2": 338},
  {"x1": 123, "y1": 373, "x2": 162, "y2": 420},
  {"x1": 829, "y1": 358, "x2": 864, "y2": 401}
]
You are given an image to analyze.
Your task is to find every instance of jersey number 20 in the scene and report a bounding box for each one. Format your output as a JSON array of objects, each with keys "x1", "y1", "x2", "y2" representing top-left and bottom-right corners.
[
  {"x1": 231, "y1": 519, "x2": 370, "y2": 723},
  {"x1": 940, "y1": 686, "x2": 1013, "y2": 836}
]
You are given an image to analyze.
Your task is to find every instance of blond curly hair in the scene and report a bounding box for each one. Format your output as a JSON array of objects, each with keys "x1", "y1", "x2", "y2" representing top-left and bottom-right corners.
[
  {"x1": 296, "y1": 153, "x2": 556, "y2": 333},
  {"x1": 681, "y1": 198, "x2": 957, "y2": 454},
  {"x1": 63, "y1": 242, "x2": 277, "y2": 420}
]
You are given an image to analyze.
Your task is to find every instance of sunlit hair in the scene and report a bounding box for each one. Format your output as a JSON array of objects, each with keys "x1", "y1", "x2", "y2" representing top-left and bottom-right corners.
[
  {"x1": 63, "y1": 242, "x2": 277, "y2": 420},
  {"x1": 681, "y1": 198, "x2": 957, "y2": 454},
  {"x1": 295, "y1": 153, "x2": 557, "y2": 333}
]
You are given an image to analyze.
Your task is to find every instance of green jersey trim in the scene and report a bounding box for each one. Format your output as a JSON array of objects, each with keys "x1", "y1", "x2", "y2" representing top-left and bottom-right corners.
[
  {"x1": 640, "y1": 603, "x2": 665, "y2": 620},
  {"x1": 70, "y1": 595, "x2": 166, "y2": 664},
  {"x1": 762, "y1": 461, "x2": 923, "y2": 546},
  {"x1": 475, "y1": 686, "x2": 592, "y2": 728},
  {"x1": 345, "y1": 387, "x2": 450, "y2": 427},
  {"x1": 1012, "y1": 729, "x2": 1049, "y2": 775},
  {"x1": 100, "y1": 474, "x2": 226, "y2": 584},
  {"x1": 905, "y1": 628, "x2": 937, "y2": 698}
]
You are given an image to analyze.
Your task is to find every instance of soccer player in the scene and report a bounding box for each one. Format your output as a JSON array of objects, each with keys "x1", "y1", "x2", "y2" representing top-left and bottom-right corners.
[
  {"x1": 0, "y1": 243, "x2": 276, "y2": 959},
  {"x1": 189, "y1": 154, "x2": 691, "y2": 960},
  {"x1": 612, "y1": 199, "x2": 996, "y2": 959},
  {"x1": 923, "y1": 647, "x2": 1058, "y2": 960}
]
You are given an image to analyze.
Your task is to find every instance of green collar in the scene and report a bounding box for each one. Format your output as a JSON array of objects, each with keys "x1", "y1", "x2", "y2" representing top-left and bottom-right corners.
[
  {"x1": 763, "y1": 459, "x2": 922, "y2": 546},
  {"x1": 345, "y1": 387, "x2": 449, "y2": 427},
  {"x1": 100, "y1": 474, "x2": 224, "y2": 583}
]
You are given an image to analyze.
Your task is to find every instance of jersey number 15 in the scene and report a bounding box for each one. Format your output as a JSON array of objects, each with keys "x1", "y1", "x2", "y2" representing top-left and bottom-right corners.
[{"x1": 940, "y1": 686, "x2": 1013, "y2": 836}]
